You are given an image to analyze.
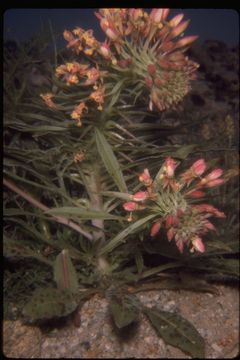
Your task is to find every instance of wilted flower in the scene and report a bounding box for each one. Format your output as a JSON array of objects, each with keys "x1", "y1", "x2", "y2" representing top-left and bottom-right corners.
[
  {"x1": 56, "y1": 62, "x2": 89, "y2": 86},
  {"x1": 90, "y1": 86, "x2": 105, "y2": 110},
  {"x1": 71, "y1": 102, "x2": 88, "y2": 127},
  {"x1": 73, "y1": 152, "x2": 85, "y2": 163},
  {"x1": 139, "y1": 168, "x2": 153, "y2": 186},
  {"x1": 40, "y1": 93, "x2": 57, "y2": 109}
]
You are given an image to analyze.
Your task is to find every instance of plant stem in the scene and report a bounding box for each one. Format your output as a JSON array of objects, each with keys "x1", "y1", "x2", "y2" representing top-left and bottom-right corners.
[
  {"x1": 3, "y1": 177, "x2": 93, "y2": 241},
  {"x1": 81, "y1": 162, "x2": 111, "y2": 273}
]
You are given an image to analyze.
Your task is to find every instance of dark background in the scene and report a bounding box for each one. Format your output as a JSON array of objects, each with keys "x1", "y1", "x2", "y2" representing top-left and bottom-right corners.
[{"x1": 4, "y1": 8, "x2": 239, "y2": 48}]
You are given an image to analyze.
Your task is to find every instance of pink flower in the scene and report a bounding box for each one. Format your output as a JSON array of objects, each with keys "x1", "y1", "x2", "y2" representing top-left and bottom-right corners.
[
  {"x1": 98, "y1": 41, "x2": 112, "y2": 59},
  {"x1": 169, "y1": 13, "x2": 184, "y2": 27},
  {"x1": 203, "y1": 220, "x2": 216, "y2": 232},
  {"x1": 192, "y1": 159, "x2": 207, "y2": 176},
  {"x1": 150, "y1": 222, "x2": 161, "y2": 237},
  {"x1": 191, "y1": 236, "x2": 205, "y2": 253},
  {"x1": 199, "y1": 168, "x2": 224, "y2": 188},
  {"x1": 139, "y1": 168, "x2": 153, "y2": 186},
  {"x1": 175, "y1": 237, "x2": 184, "y2": 253},
  {"x1": 149, "y1": 8, "x2": 170, "y2": 23},
  {"x1": 167, "y1": 228, "x2": 175, "y2": 242},
  {"x1": 123, "y1": 202, "x2": 137, "y2": 211},
  {"x1": 206, "y1": 168, "x2": 223, "y2": 180},
  {"x1": 181, "y1": 159, "x2": 206, "y2": 186},
  {"x1": 164, "y1": 157, "x2": 178, "y2": 177},
  {"x1": 131, "y1": 191, "x2": 149, "y2": 202}
]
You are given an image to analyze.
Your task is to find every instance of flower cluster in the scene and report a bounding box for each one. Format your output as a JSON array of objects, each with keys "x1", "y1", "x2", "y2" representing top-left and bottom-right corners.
[
  {"x1": 123, "y1": 158, "x2": 226, "y2": 253},
  {"x1": 94, "y1": 8, "x2": 199, "y2": 111},
  {"x1": 53, "y1": 8, "x2": 199, "y2": 116}
]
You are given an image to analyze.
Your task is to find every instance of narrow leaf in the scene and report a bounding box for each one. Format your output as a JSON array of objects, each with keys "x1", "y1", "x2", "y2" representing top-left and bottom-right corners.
[
  {"x1": 47, "y1": 206, "x2": 124, "y2": 220},
  {"x1": 144, "y1": 307, "x2": 205, "y2": 358},
  {"x1": 53, "y1": 249, "x2": 79, "y2": 293},
  {"x1": 95, "y1": 128, "x2": 127, "y2": 192},
  {"x1": 100, "y1": 214, "x2": 156, "y2": 255}
]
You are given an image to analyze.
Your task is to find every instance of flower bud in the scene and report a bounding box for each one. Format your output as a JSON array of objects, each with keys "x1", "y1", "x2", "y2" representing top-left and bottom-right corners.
[
  {"x1": 123, "y1": 202, "x2": 137, "y2": 211},
  {"x1": 131, "y1": 191, "x2": 149, "y2": 202},
  {"x1": 150, "y1": 222, "x2": 161, "y2": 237},
  {"x1": 191, "y1": 236, "x2": 205, "y2": 253}
]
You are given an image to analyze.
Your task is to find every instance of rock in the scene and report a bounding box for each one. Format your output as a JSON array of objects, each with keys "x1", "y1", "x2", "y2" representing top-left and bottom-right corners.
[{"x1": 3, "y1": 285, "x2": 239, "y2": 358}]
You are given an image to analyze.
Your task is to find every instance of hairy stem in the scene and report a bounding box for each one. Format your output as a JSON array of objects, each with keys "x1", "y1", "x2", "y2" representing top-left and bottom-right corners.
[{"x1": 81, "y1": 163, "x2": 110, "y2": 273}]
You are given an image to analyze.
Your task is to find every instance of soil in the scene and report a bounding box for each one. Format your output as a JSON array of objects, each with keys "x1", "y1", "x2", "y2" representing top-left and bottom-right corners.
[{"x1": 3, "y1": 284, "x2": 239, "y2": 358}]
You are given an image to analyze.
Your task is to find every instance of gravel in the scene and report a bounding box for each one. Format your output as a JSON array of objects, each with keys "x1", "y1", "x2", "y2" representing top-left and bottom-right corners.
[{"x1": 3, "y1": 284, "x2": 239, "y2": 358}]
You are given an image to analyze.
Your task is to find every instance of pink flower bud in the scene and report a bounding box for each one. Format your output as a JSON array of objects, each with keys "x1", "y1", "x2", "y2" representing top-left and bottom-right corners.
[
  {"x1": 123, "y1": 202, "x2": 137, "y2": 211},
  {"x1": 150, "y1": 9, "x2": 164, "y2": 23},
  {"x1": 139, "y1": 168, "x2": 152, "y2": 186},
  {"x1": 170, "y1": 19, "x2": 190, "y2": 39},
  {"x1": 99, "y1": 42, "x2": 111, "y2": 59},
  {"x1": 206, "y1": 179, "x2": 225, "y2": 188},
  {"x1": 165, "y1": 157, "x2": 178, "y2": 177},
  {"x1": 150, "y1": 222, "x2": 161, "y2": 237},
  {"x1": 131, "y1": 191, "x2": 148, "y2": 202},
  {"x1": 106, "y1": 27, "x2": 119, "y2": 41},
  {"x1": 167, "y1": 228, "x2": 175, "y2": 241},
  {"x1": 191, "y1": 236, "x2": 205, "y2": 253},
  {"x1": 206, "y1": 168, "x2": 223, "y2": 180},
  {"x1": 174, "y1": 35, "x2": 198, "y2": 49},
  {"x1": 176, "y1": 238, "x2": 184, "y2": 253},
  {"x1": 192, "y1": 159, "x2": 206, "y2": 176},
  {"x1": 169, "y1": 13, "x2": 184, "y2": 27},
  {"x1": 204, "y1": 220, "x2": 216, "y2": 232}
]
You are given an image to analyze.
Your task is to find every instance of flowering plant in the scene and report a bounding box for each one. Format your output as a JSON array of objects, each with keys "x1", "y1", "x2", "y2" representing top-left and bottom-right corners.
[{"x1": 3, "y1": 8, "x2": 238, "y2": 358}]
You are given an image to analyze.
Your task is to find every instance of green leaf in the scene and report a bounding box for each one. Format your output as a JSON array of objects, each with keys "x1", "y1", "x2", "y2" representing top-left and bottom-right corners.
[
  {"x1": 110, "y1": 296, "x2": 139, "y2": 329},
  {"x1": 47, "y1": 206, "x2": 124, "y2": 220},
  {"x1": 100, "y1": 214, "x2": 156, "y2": 255},
  {"x1": 102, "y1": 191, "x2": 131, "y2": 201},
  {"x1": 23, "y1": 287, "x2": 78, "y2": 321},
  {"x1": 144, "y1": 307, "x2": 205, "y2": 358},
  {"x1": 174, "y1": 144, "x2": 197, "y2": 159},
  {"x1": 53, "y1": 249, "x2": 79, "y2": 293},
  {"x1": 95, "y1": 128, "x2": 127, "y2": 192}
]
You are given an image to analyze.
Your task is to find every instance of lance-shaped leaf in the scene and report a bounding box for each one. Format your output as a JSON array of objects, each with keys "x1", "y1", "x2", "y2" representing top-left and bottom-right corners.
[
  {"x1": 109, "y1": 295, "x2": 139, "y2": 329},
  {"x1": 23, "y1": 287, "x2": 78, "y2": 321},
  {"x1": 100, "y1": 214, "x2": 156, "y2": 255},
  {"x1": 95, "y1": 128, "x2": 127, "y2": 192},
  {"x1": 47, "y1": 206, "x2": 124, "y2": 220},
  {"x1": 53, "y1": 249, "x2": 79, "y2": 293},
  {"x1": 144, "y1": 307, "x2": 205, "y2": 358}
]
